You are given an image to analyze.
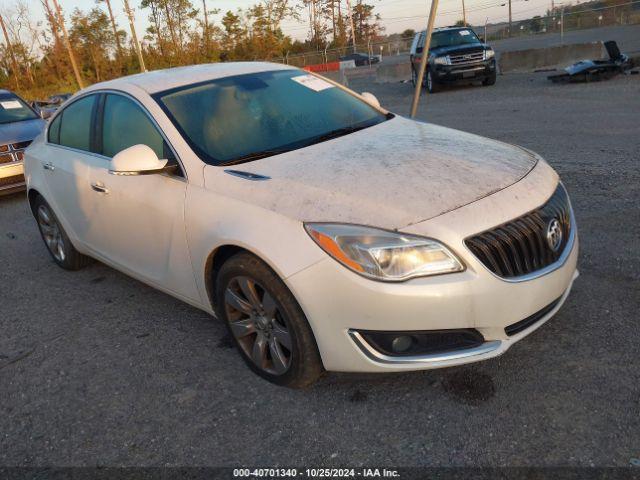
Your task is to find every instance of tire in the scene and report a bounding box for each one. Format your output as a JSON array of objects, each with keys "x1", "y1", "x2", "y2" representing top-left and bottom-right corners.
[
  {"x1": 33, "y1": 195, "x2": 92, "y2": 270},
  {"x1": 483, "y1": 72, "x2": 497, "y2": 86},
  {"x1": 426, "y1": 69, "x2": 440, "y2": 93},
  {"x1": 215, "y1": 252, "x2": 324, "y2": 388}
]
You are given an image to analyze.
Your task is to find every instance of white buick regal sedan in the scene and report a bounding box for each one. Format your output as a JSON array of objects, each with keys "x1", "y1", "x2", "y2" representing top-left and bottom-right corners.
[{"x1": 24, "y1": 63, "x2": 578, "y2": 387}]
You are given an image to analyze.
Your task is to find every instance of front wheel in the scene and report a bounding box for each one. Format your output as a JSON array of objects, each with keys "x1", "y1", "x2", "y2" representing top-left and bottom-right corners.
[
  {"x1": 215, "y1": 252, "x2": 324, "y2": 388},
  {"x1": 426, "y1": 69, "x2": 440, "y2": 93},
  {"x1": 483, "y1": 72, "x2": 497, "y2": 86}
]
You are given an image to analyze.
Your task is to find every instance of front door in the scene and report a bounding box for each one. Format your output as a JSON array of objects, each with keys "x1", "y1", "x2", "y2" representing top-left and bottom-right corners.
[{"x1": 84, "y1": 93, "x2": 199, "y2": 302}]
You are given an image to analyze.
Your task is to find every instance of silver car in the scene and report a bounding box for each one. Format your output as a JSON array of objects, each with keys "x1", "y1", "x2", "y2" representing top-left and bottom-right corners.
[{"x1": 0, "y1": 89, "x2": 45, "y2": 195}]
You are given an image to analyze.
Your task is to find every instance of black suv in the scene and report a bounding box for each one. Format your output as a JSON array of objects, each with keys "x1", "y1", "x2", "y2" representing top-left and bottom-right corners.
[{"x1": 409, "y1": 27, "x2": 496, "y2": 93}]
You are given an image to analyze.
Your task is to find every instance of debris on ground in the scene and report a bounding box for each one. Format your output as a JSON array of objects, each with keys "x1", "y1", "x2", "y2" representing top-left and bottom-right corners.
[{"x1": 548, "y1": 40, "x2": 633, "y2": 83}]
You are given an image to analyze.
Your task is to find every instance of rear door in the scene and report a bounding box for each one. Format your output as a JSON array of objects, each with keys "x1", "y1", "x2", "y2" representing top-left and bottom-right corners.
[{"x1": 41, "y1": 93, "x2": 102, "y2": 247}]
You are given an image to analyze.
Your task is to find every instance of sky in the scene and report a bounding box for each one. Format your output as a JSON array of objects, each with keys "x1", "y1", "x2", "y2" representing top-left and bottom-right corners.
[{"x1": 18, "y1": 0, "x2": 557, "y2": 44}]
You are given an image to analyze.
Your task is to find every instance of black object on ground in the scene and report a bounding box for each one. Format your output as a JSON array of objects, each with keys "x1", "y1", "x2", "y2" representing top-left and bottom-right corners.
[{"x1": 548, "y1": 40, "x2": 633, "y2": 83}]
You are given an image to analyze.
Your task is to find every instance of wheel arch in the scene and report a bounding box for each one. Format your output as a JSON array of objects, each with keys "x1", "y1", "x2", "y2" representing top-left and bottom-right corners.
[
  {"x1": 27, "y1": 188, "x2": 42, "y2": 215},
  {"x1": 204, "y1": 244, "x2": 289, "y2": 314}
]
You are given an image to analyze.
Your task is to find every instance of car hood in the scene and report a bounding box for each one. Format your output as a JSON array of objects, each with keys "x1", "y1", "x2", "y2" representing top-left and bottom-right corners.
[
  {"x1": 206, "y1": 116, "x2": 537, "y2": 230},
  {"x1": 0, "y1": 118, "x2": 45, "y2": 145}
]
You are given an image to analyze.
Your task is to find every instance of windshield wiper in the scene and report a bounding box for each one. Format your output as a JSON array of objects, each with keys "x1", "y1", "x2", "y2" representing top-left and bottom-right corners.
[
  {"x1": 219, "y1": 122, "x2": 381, "y2": 166},
  {"x1": 219, "y1": 148, "x2": 294, "y2": 166},
  {"x1": 308, "y1": 125, "x2": 370, "y2": 144}
]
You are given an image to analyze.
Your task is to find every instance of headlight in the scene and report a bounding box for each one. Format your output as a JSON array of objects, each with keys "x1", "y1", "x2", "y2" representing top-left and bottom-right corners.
[
  {"x1": 304, "y1": 223, "x2": 464, "y2": 282},
  {"x1": 484, "y1": 49, "x2": 495, "y2": 60},
  {"x1": 433, "y1": 55, "x2": 450, "y2": 65}
]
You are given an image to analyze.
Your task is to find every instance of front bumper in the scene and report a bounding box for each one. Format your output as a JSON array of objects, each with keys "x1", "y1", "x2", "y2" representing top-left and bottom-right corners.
[
  {"x1": 434, "y1": 58, "x2": 496, "y2": 84},
  {"x1": 346, "y1": 270, "x2": 577, "y2": 369},
  {"x1": 286, "y1": 160, "x2": 579, "y2": 372},
  {"x1": 0, "y1": 161, "x2": 25, "y2": 194}
]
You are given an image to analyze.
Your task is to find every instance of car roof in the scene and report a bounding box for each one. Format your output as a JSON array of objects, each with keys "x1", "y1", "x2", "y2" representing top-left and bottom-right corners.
[
  {"x1": 84, "y1": 62, "x2": 297, "y2": 96},
  {"x1": 0, "y1": 89, "x2": 16, "y2": 96},
  {"x1": 417, "y1": 26, "x2": 473, "y2": 35}
]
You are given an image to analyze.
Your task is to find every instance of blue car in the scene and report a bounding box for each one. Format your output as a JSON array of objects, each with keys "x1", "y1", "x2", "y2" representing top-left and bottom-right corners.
[{"x1": 0, "y1": 89, "x2": 45, "y2": 195}]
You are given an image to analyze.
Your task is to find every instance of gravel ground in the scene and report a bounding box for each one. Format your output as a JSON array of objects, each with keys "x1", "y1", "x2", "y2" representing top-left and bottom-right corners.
[{"x1": 1, "y1": 71, "x2": 639, "y2": 468}]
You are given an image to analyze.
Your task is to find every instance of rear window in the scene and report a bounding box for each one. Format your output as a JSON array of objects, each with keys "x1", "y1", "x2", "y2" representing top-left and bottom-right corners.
[
  {"x1": 58, "y1": 95, "x2": 95, "y2": 152},
  {"x1": 0, "y1": 93, "x2": 38, "y2": 124}
]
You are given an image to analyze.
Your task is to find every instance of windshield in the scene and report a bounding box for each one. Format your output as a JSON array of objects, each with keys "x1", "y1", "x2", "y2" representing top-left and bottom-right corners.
[
  {"x1": 155, "y1": 69, "x2": 389, "y2": 166},
  {"x1": 0, "y1": 93, "x2": 38, "y2": 124},
  {"x1": 431, "y1": 29, "x2": 481, "y2": 49}
]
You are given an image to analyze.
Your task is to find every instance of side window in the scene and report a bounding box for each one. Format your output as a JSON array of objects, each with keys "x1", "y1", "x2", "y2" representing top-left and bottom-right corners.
[
  {"x1": 48, "y1": 113, "x2": 62, "y2": 144},
  {"x1": 102, "y1": 94, "x2": 172, "y2": 161},
  {"x1": 58, "y1": 95, "x2": 95, "y2": 152}
]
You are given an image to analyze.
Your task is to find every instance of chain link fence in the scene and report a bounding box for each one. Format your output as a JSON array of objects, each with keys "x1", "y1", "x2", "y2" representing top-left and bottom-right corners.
[{"x1": 272, "y1": 1, "x2": 640, "y2": 67}]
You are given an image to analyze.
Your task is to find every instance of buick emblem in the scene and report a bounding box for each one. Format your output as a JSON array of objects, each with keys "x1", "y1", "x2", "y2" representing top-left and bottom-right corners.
[{"x1": 546, "y1": 218, "x2": 563, "y2": 252}]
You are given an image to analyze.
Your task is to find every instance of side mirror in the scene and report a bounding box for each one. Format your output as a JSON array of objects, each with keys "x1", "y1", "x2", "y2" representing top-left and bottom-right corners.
[
  {"x1": 109, "y1": 144, "x2": 168, "y2": 176},
  {"x1": 361, "y1": 92, "x2": 381, "y2": 109}
]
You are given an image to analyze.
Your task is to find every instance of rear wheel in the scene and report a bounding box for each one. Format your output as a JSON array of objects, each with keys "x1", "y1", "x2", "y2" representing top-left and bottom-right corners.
[
  {"x1": 33, "y1": 196, "x2": 91, "y2": 270},
  {"x1": 215, "y1": 252, "x2": 323, "y2": 388}
]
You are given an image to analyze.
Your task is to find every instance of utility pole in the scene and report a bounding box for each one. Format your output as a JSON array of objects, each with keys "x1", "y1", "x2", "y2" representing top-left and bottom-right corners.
[
  {"x1": 410, "y1": 0, "x2": 441, "y2": 118},
  {"x1": 462, "y1": 0, "x2": 467, "y2": 26},
  {"x1": 345, "y1": 0, "x2": 357, "y2": 53},
  {"x1": 202, "y1": 0, "x2": 209, "y2": 56},
  {"x1": 560, "y1": 5, "x2": 564, "y2": 43},
  {"x1": 0, "y1": 14, "x2": 20, "y2": 90},
  {"x1": 103, "y1": 0, "x2": 124, "y2": 65},
  {"x1": 51, "y1": 0, "x2": 84, "y2": 89},
  {"x1": 123, "y1": 0, "x2": 147, "y2": 72},
  {"x1": 508, "y1": 0, "x2": 512, "y2": 36}
]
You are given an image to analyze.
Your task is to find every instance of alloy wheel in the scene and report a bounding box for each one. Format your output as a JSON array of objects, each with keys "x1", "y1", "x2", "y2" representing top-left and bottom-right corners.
[
  {"x1": 224, "y1": 276, "x2": 293, "y2": 375},
  {"x1": 37, "y1": 205, "x2": 66, "y2": 262}
]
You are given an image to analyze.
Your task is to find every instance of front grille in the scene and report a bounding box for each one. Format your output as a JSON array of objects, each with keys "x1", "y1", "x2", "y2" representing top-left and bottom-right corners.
[
  {"x1": 505, "y1": 297, "x2": 561, "y2": 336},
  {"x1": 0, "y1": 140, "x2": 31, "y2": 164},
  {"x1": 449, "y1": 51, "x2": 484, "y2": 65},
  {"x1": 465, "y1": 184, "x2": 572, "y2": 279}
]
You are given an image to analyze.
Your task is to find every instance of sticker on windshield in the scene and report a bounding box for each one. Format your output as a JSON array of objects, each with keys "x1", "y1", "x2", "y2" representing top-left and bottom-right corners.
[
  {"x1": 0, "y1": 100, "x2": 22, "y2": 109},
  {"x1": 459, "y1": 30, "x2": 471, "y2": 36},
  {"x1": 291, "y1": 75, "x2": 334, "y2": 92}
]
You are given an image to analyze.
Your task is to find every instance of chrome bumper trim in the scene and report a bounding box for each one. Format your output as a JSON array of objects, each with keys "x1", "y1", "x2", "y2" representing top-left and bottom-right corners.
[{"x1": 348, "y1": 330, "x2": 502, "y2": 365}]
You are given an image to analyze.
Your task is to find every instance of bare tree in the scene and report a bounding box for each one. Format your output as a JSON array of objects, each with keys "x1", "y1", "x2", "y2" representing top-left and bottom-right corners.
[
  {"x1": 0, "y1": 13, "x2": 20, "y2": 89},
  {"x1": 41, "y1": 0, "x2": 66, "y2": 81},
  {"x1": 50, "y1": 0, "x2": 84, "y2": 88}
]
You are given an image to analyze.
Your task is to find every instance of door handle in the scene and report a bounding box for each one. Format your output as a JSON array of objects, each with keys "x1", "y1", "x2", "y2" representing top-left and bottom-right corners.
[
  {"x1": 91, "y1": 182, "x2": 109, "y2": 194},
  {"x1": 43, "y1": 162, "x2": 55, "y2": 171}
]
